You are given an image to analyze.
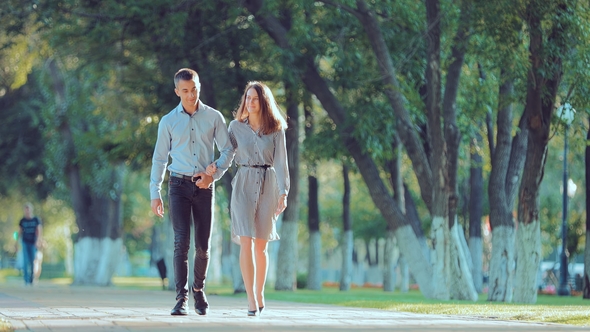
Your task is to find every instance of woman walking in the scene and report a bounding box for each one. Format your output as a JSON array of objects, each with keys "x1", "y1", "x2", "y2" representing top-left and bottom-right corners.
[{"x1": 208, "y1": 81, "x2": 289, "y2": 316}]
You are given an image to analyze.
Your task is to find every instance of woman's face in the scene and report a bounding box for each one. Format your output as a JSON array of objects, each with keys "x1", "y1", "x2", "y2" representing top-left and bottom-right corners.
[{"x1": 245, "y1": 88, "x2": 260, "y2": 115}]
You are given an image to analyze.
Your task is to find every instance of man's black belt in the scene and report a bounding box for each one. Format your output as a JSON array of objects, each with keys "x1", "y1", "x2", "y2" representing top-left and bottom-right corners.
[{"x1": 170, "y1": 172, "x2": 201, "y2": 182}]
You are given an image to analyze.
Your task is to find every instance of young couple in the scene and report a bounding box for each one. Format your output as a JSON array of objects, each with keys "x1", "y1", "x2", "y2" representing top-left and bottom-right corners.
[{"x1": 149, "y1": 68, "x2": 289, "y2": 317}]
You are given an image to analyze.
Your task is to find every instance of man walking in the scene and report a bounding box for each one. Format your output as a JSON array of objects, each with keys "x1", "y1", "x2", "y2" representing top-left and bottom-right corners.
[
  {"x1": 150, "y1": 68, "x2": 234, "y2": 316},
  {"x1": 16, "y1": 203, "x2": 43, "y2": 286}
]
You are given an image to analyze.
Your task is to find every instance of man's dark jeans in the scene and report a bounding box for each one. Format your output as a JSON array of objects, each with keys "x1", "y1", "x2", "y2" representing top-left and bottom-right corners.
[
  {"x1": 22, "y1": 241, "x2": 36, "y2": 284},
  {"x1": 168, "y1": 177, "x2": 213, "y2": 301}
]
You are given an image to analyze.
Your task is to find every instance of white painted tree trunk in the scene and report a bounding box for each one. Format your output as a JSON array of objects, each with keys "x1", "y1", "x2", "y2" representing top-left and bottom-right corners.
[
  {"x1": 207, "y1": 218, "x2": 223, "y2": 284},
  {"x1": 469, "y1": 236, "x2": 483, "y2": 294},
  {"x1": 307, "y1": 230, "x2": 322, "y2": 290},
  {"x1": 274, "y1": 220, "x2": 299, "y2": 290},
  {"x1": 430, "y1": 215, "x2": 449, "y2": 300},
  {"x1": 448, "y1": 221, "x2": 478, "y2": 301},
  {"x1": 163, "y1": 215, "x2": 175, "y2": 291},
  {"x1": 231, "y1": 241, "x2": 245, "y2": 293},
  {"x1": 340, "y1": 230, "x2": 353, "y2": 291},
  {"x1": 487, "y1": 225, "x2": 514, "y2": 301},
  {"x1": 513, "y1": 220, "x2": 540, "y2": 303},
  {"x1": 383, "y1": 231, "x2": 397, "y2": 291},
  {"x1": 458, "y1": 225, "x2": 473, "y2": 277},
  {"x1": 73, "y1": 237, "x2": 123, "y2": 286},
  {"x1": 399, "y1": 254, "x2": 409, "y2": 292},
  {"x1": 396, "y1": 225, "x2": 435, "y2": 297}
]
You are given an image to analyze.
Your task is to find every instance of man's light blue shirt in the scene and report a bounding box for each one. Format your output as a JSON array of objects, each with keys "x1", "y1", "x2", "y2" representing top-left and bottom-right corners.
[{"x1": 150, "y1": 102, "x2": 234, "y2": 200}]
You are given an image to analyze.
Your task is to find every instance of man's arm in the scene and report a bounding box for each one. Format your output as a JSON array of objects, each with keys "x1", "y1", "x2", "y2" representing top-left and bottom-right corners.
[
  {"x1": 194, "y1": 116, "x2": 235, "y2": 188},
  {"x1": 149, "y1": 118, "x2": 171, "y2": 216},
  {"x1": 211, "y1": 116, "x2": 235, "y2": 180},
  {"x1": 194, "y1": 113, "x2": 235, "y2": 189}
]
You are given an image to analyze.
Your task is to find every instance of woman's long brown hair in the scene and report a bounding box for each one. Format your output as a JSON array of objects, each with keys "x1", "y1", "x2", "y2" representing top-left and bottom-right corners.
[{"x1": 234, "y1": 81, "x2": 287, "y2": 135}]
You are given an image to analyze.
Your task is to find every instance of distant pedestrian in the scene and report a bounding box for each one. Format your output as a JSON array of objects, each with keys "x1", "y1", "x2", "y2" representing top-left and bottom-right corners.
[
  {"x1": 150, "y1": 68, "x2": 234, "y2": 316},
  {"x1": 15, "y1": 203, "x2": 43, "y2": 285},
  {"x1": 207, "y1": 81, "x2": 289, "y2": 316}
]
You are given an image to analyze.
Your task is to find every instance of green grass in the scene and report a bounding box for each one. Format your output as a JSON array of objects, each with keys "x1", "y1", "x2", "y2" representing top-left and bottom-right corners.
[
  {"x1": 0, "y1": 269, "x2": 19, "y2": 283},
  {"x1": 257, "y1": 286, "x2": 590, "y2": 327},
  {"x1": 205, "y1": 283, "x2": 590, "y2": 327}
]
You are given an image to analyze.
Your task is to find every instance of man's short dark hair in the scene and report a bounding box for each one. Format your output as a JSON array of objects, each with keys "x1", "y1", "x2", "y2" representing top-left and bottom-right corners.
[{"x1": 174, "y1": 68, "x2": 200, "y2": 88}]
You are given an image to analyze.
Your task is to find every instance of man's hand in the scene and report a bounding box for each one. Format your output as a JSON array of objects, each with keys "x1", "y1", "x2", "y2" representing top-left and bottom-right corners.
[
  {"x1": 194, "y1": 172, "x2": 213, "y2": 189},
  {"x1": 151, "y1": 198, "x2": 164, "y2": 217}
]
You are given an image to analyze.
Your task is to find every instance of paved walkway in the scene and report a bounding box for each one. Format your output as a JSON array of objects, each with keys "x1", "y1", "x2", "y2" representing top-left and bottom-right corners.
[{"x1": 0, "y1": 280, "x2": 585, "y2": 332}]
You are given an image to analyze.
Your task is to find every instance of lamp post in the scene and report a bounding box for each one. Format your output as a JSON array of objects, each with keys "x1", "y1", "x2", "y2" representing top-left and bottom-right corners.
[{"x1": 557, "y1": 103, "x2": 575, "y2": 296}]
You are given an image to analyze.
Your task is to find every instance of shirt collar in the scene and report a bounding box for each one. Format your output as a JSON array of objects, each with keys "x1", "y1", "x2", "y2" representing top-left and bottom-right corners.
[{"x1": 177, "y1": 101, "x2": 201, "y2": 115}]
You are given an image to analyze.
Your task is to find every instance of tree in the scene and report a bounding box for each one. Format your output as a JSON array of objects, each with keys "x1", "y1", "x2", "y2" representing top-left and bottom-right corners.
[
  {"x1": 339, "y1": 163, "x2": 353, "y2": 291},
  {"x1": 514, "y1": 0, "x2": 576, "y2": 303},
  {"x1": 585, "y1": 114, "x2": 590, "y2": 299},
  {"x1": 42, "y1": 59, "x2": 125, "y2": 285},
  {"x1": 275, "y1": 78, "x2": 301, "y2": 290},
  {"x1": 304, "y1": 94, "x2": 322, "y2": 291}
]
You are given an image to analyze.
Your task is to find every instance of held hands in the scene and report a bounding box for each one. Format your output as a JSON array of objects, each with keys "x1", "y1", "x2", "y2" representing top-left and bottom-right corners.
[
  {"x1": 194, "y1": 172, "x2": 213, "y2": 189},
  {"x1": 275, "y1": 194, "x2": 288, "y2": 217},
  {"x1": 206, "y1": 162, "x2": 217, "y2": 176}
]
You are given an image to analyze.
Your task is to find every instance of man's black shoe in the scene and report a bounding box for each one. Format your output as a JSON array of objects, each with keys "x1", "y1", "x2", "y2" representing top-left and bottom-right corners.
[
  {"x1": 171, "y1": 298, "x2": 188, "y2": 316},
  {"x1": 193, "y1": 290, "x2": 209, "y2": 315}
]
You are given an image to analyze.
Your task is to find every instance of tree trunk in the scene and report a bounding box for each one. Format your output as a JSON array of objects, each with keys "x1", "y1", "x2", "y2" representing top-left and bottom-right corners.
[
  {"x1": 340, "y1": 164, "x2": 353, "y2": 291},
  {"x1": 514, "y1": 0, "x2": 569, "y2": 303},
  {"x1": 404, "y1": 183, "x2": 430, "y2": 261},
  {"x1": 439, "y1": 0, "x2": 477, "y2": 301},
  {"x1": 514, "y1": 220, "x2": 541, "y2": 303},
  {"x1": 487, "y1": 76, "x2": 527, "y2": 302},
  {"x1": 585, "y1": 115, "x2": 590, "y2": 299},
  {"x1": 305, "y1": 98, "x2": 322, "y2": 291},
  {"x1": 72, "y1": 167, "x2": 124, "y2": 285},
  {"x1": 488, "y1": 225, "x2": 515, "y2": 301},
  {"x1": 274, "y1": 80, "x2": 300, "y2": 291},
  {"x1": 47, "y1": 58, "x2": 123, "y2": 286},
  {"x1": 469, "y1": 131, "x2": 484, "y2": 293},
  {"x1": 448, "y1": 219, "x2": 478, "y2": 300},
  {"x1": 383, "y1": 231, "x2": 397, "y2": 291},
  {"x1": 307, "y1": 173, "x2": 322, "y2": 290},
  {"x1": 231, "y1": 241, "x2": 245, "y2": 293},
  {"x1": 163, "y1": 215, "x2": 175, "y2": 291},
  {"x1": 384, "y1": 137, "x2": 404, "y2": 291}
]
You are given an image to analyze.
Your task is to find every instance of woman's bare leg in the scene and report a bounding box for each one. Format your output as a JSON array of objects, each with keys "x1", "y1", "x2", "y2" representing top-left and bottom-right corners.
[
  {"x1": 253, "y1": 238, "x2": 269, "y2": 309},
  {"x1": 239, "y1": 236, "x2": 257, "y2": 311}
]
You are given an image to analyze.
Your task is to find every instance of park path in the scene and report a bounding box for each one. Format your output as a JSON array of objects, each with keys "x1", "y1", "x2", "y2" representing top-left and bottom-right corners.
[{"x1": 0, "y1": 280, "x2": 585, "y2": 332}]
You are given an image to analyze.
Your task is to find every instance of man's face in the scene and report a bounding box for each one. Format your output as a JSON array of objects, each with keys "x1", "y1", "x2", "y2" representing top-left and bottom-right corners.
[
  {"x1": 24, "y1": 206, "x2": 32, "y2": 218},
  {"x1": 175, "y1": 78, "x2": 200, "y2": 109}
]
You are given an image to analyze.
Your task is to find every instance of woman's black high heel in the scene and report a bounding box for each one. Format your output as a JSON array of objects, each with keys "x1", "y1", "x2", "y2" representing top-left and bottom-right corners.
[
  {"x1": 258, "y1": 306, "x2": 264, "y2": 314},
  {"x1": 247, "y1": 309, "x2": 257, "y2": 317}
]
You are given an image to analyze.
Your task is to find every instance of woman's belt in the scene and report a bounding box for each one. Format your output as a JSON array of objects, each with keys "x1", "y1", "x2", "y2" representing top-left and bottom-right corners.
[
  {"x1": 239, "y1": 164, "x2": 272, "y2": 194},
  {"x1": 239, "y1": 164, "x2": 272, "y2": 168}
]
